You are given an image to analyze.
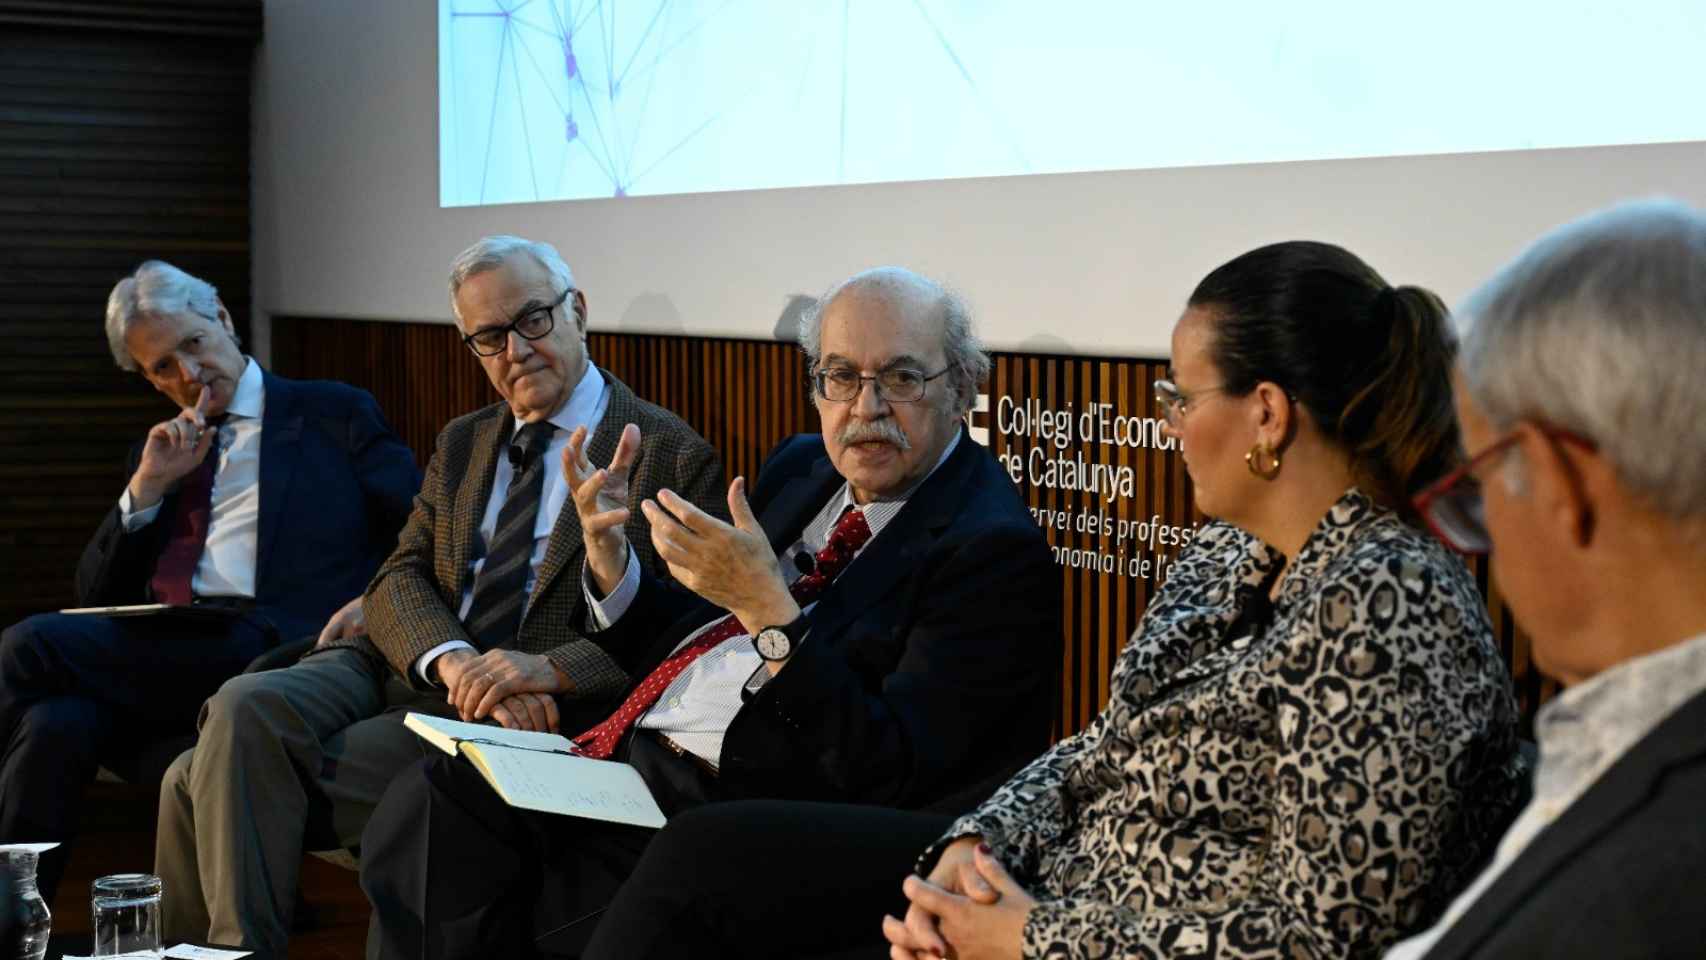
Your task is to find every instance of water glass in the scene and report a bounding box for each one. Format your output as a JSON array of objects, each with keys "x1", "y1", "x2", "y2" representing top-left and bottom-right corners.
[{"x1": 91, "y1": 873, "x2": 162, "y2": 958}]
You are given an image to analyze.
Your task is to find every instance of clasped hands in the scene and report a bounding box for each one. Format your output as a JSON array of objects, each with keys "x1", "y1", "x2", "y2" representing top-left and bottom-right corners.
[
  {"x1": 884, "y1": 837, "x2": 1035, "y2": 960},
  {"x1": 435, "y1": 648, "x2": 566, "y2": 733},
  {"x1": 313, "y1": 597, "x2": 567, "y2": 733},
  {"x1": 564, "y1": 424, "x2": 797, "y2": 669}
]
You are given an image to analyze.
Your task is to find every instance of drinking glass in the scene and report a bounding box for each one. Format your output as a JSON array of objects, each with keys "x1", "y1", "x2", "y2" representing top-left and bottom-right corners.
[{"x1": 90, "y1": 873, "x2": 162, "y2": 958}]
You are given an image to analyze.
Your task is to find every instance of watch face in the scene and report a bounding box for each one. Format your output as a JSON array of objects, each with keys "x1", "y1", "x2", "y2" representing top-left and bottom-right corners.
[{"x1": 755, "y1": 629, "x2": 791, "y2": 660}]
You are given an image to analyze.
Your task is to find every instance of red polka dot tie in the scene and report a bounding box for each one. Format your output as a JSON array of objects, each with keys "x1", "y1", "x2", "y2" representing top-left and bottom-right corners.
[{"x1": 572, "y1": 505, "x2": 873, "y2": 759}]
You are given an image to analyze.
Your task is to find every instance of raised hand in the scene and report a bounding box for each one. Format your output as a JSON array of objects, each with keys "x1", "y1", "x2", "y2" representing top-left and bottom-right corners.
[
  {"x1": 565, "y1": 423, "x2": 640, "y2": 595},
  {"x1": 641, "y1": 478, "x2": 795, "y2": 638},
  {"x1": 129, "y1": 387, "x2": 216, "y2": 510}
]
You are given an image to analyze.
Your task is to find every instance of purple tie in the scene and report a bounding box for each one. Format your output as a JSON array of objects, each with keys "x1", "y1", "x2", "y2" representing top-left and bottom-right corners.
[{"x1": 149, "y1": 420, "x2": 225, "y2": 605}]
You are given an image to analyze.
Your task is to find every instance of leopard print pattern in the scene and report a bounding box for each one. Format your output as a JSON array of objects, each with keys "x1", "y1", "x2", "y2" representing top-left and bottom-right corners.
[{"x1": 928, "y1": 490, "x2": 1524, "y2": 959}]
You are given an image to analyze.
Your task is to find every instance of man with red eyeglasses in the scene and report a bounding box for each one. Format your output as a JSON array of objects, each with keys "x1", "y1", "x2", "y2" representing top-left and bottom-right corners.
[{"x1": 1394, "y1": 198, "x2": 1706, "y2": 959}]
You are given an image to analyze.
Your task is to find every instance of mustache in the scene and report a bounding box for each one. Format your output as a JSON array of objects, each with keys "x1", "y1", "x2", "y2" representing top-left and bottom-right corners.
[{"x1": 837, "y1": 419, "x2": 911, "y2": 451}]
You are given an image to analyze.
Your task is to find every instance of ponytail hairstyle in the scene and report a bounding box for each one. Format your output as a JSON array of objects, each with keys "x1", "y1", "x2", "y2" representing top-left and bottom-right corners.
[{"x1": 1187, "y1": 241, "x2": 1460, "y2": 522}]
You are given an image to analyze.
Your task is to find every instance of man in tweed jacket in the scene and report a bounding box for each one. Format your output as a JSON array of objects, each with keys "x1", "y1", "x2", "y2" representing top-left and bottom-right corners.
[{"x1": 153, "y1": 236, "x2": 723, "y2": 955}]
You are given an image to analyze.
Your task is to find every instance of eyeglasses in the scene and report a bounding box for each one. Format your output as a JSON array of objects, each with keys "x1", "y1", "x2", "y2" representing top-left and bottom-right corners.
[
  {"x1": 1153, "y1": 378, "x2": 1229, "y2": 428},
  {"x1": 462, "y1": 287, "x2": 572, "y2": 357},
  {"x1": 1412, "y1": 424, "x2": 1594, "y2": 554},
  {"x1": 813, "y1": 365, "x2": 949, "y2": 403}
]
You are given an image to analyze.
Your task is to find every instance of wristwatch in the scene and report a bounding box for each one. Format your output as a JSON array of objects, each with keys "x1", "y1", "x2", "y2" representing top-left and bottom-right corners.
[{"x1": 753, "y1": 616, "x2": 809, "y2": 661}]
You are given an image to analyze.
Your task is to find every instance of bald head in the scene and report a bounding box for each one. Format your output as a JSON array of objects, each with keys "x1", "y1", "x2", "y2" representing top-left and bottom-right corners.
[{"x1": 798, "y1": 266, "x2": 986, "y2": 418}]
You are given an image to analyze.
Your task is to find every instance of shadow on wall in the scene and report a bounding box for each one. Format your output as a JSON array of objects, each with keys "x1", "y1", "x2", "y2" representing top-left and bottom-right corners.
[
  {"x1": 618, "y1": 292, "x2": 817, "y2": 343},
  {"x1": 619, "y1": 293, "x2": 686, "y2": 335},
  {"x1": 774, "y1": 294, "x2": 815, "y2": 343},
  {"x1": 1019, "y1": 333, "x2": 1076, "y2": 357}
]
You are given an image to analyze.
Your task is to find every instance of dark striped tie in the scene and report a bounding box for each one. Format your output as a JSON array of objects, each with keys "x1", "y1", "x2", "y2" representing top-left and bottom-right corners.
[
  {"x1": 462, "y1": 420, "x2": 557, "y2": 650},
  {"x1": 149, "y1": 414, "x2": 229, "y2": 605}
]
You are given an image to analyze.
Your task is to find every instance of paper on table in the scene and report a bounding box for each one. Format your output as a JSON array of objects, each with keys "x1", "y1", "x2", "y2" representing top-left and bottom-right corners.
[
  {"x1": 63, "y1": 950, "x2": 254, "y2": 960},
  {"x1": 165, "y1": 946, "x2": 255, "y2": 959}
]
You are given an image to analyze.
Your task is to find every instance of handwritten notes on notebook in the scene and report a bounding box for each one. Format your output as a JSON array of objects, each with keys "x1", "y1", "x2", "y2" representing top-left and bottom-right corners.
[{"x1": 404, "y1": 712, "x2": 666, "y2": 829}]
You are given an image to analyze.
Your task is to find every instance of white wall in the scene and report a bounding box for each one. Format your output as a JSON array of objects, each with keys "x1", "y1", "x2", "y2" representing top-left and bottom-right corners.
[{"x1": 252, "y1": 0, "x2": 1706, "y2": 361}]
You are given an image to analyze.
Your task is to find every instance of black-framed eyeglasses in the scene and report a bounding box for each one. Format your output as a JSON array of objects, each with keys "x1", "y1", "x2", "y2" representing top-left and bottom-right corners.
[
  {"x1": 1153, "y1": 378, "x2": 1230, "y2": 428},
  {"x1": 813, "y1": 365, "x2": 950, "y2": 403},
  {"x1": 462, "y1": 287, "x2": 572, "y2": 357},
  {"x1": 1412, "y1": 424, "x2": 1594, "y2": 554}
]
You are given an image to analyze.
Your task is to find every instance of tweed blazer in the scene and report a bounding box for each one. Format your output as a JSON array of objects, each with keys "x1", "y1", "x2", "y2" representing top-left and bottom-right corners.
[
  {"x1": 925, "y1": 490, "x2": 1525, "y2": 960},
  {"x1": 350, "y1": 370, "x2": 724, "y2": 697}
]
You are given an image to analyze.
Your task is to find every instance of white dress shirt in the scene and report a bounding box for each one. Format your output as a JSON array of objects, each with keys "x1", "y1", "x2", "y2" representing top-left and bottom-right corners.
[
  {"x1": 585, "y1": 431, "x2": 962, "y2": 767},
  {"x1": 119, "y1": 357, "x2": 265, "y2": 599},
  {"x1": 1384, "y1": 628, "x2": 1706, "y2": 959},
  {"x1": 415, "y1": 362, "x2": 611, "y2": 681}
]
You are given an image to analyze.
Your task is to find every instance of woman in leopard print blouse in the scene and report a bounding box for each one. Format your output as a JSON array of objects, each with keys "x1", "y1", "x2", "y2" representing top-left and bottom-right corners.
[{"x1": 581, "y1": 243, "x2": 1526, "y2": 960}]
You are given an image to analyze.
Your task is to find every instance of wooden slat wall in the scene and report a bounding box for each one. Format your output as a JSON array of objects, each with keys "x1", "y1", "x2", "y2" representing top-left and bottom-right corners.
[
  {"x1": 0, "y1": 1, "x2": 262, "y2": 38},
  {"x1": 0, "y1": 5, "x2": 260, "y2": 628},
  {"x1": 272, "y1": 317, "x2": 1553, "y2": 736}
]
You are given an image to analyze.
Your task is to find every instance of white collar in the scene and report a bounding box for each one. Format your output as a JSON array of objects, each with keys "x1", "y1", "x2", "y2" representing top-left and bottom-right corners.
[
  {"x1": 512, "y1": 362, "x2": 606, "y2": 436},
  {"x1": 225, "y1": 357, "x2": 265, "y2": 420}
]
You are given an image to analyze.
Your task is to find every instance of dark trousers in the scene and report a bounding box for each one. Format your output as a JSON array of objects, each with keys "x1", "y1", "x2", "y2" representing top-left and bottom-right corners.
[
  {"x1": 360, "y1": 730, "x2": 718, "y2": 960},
  {"x1": 0, "y1": 611, "x2": 271, "y2": 902},
  {"x1": 583, "y1": 800, "x2": 953, "y2": 960}
]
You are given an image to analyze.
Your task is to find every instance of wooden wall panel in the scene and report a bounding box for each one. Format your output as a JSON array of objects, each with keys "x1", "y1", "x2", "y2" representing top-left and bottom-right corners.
[
  {"x1": 271, "y1": 317, "x2": 1549, "y2": 736},
  {"x1": 0, "y1": 10, "x2": 259, "y2": 628}
]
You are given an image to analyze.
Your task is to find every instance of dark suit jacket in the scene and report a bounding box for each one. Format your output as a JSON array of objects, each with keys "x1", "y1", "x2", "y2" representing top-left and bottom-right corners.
[
  {"x1": 586, "y1": 427, "x2": 1062, "y2": 811},
  {"x1": 1421, "y1": 688, "x2": 1706, "y2": 960},
  {"x1": 359, "y1": 370, "x2": 725, "y2": 699},
  {"x1": 75, "y1": 368, "x2": 420, "y2": 644}
]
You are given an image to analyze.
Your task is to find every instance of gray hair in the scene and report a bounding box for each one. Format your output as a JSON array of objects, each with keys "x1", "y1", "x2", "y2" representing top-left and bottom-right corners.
[
  {"x1": 1457, "y1": 198, "x2": 1706, "y2": 521},
  {"x1": 104, "y1": 260, "x2": 228, "y2": 372},
  {"x1": 448, "y1": 235, "x2": 576, "y2": 318},
  {"x1": 797, "y1": 267, "x2": 989, "y2": 417}
]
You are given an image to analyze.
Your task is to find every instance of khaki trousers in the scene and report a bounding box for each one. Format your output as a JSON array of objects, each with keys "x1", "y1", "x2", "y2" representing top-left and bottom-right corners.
[{"x1": 154, "y1": 648, "x2": 454, "y2": 955}]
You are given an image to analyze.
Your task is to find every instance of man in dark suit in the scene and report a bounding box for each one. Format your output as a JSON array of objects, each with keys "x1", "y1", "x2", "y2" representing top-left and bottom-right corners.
[
  {"x1": 1390, "y1": 199, "x2": 1706, "y2": 959},
  {"x1": 359, "y1": 266, "x2": 1063, "y2": 959},
  {"x1": 0, "y1": 260, "x2": 419, "y2": 904},
  {"x1": 154, "y1": 236, "x2": 725, "y2": 955}
]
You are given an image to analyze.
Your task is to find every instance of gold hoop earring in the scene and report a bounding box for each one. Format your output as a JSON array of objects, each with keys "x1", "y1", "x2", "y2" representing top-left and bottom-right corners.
[{"x1": 1246, "y1": 444, "x2": 1281, "y2": 480}]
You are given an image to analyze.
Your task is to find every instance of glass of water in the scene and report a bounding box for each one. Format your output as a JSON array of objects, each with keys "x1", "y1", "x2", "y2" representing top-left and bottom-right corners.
[{"x1": 91, "y1": 873, "x2": 162, "y2": 958}]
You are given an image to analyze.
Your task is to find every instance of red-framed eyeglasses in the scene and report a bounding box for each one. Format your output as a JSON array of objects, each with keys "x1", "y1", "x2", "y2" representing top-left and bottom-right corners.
[{"x1": 1413, "y1": 425, "x2": 1595, "y2": 554}]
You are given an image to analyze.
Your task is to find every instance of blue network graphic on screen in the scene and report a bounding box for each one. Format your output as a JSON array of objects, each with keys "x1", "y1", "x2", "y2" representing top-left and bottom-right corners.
[{"x1": 440, "y1": 1, "x2": 1706, "y2": 208}]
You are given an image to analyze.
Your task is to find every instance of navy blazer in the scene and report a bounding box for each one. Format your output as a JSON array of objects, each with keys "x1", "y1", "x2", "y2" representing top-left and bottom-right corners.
[
  {"x1": 74, "y1": 368, "x2": 420, "y2": 643},
  {"x1": 585, "y1": 427, "x2": 1062, "y2": 811},
  {"x1": 1420, "y1": 688, "x2": 1706, "y2": 959}
]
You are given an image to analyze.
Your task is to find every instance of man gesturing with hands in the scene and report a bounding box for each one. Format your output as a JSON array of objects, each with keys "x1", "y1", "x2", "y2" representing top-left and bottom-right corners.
[
  {"x1": 360, "y1": 266, "x2": 1063, "y2": 960},
  {"x1": 152, "y1": 236, "x2": 722, "y2": 955},
  {"x1": 428, "y1": 421, "x2": 646, "y2": 731}
]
